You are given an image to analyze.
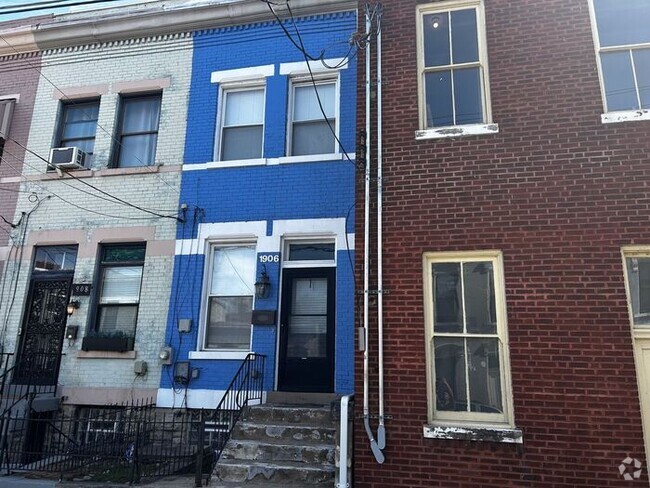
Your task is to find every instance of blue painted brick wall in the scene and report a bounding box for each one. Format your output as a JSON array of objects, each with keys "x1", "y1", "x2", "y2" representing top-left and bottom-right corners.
[{"x1": 161, "y1": 10, "x2": 357, "y2": 397}]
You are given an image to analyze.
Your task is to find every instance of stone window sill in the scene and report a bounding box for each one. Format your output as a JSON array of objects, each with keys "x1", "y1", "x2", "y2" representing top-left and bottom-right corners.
[
  {"x1": 601, "y1": 109, "x2": 650, "y2": 124},
  {"x1": 188, "y1": 351, "x2": 250, "y2": 360},
  {"x1": 423, "y1": 423, "x2": 523, "y2": 444},
  {"x1": 77, "y1": 350, "x2": 137, "y2": 359},
  {"x1": 415, "y1": 123, "x2": 499, "y2": 140}
]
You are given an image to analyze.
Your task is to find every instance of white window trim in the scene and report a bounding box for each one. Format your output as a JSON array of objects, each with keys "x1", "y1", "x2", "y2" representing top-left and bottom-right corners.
[
  {"x1": 279, "y1": 58, "x2": 348, "y2": 76},
  {"x1": 587, "y1": 0, "x2": 650, "y2": 122},
  {"x1": 282, "y1": 237, "x2": 337, "y2": 269},
  {"x1": 415, "y1": 0, "x2": 496, "y2": 139},
  {"x1": 422, "y1": 250, "x2": 516, "y2": 430},
  {"x1": 213, "y1": 82, "x2": 267, "y2": 163},
  {"x1": 286, "y1": 75, "x2": 340, "y2": 158},
  {"x1": 198, "y1": 240, "x2": 257, "y2": 353}
]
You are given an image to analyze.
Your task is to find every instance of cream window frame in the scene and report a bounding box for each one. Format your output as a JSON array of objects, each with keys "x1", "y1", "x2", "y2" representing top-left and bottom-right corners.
[
  {"x1": 415, "y1": 0, "x2": 496, "y2": 139},
  {"x1": 587, "y1": 0, "x2": 650, "y2": 123},
  {"x1": 622, "y1": 247, "x2": 650, "y2": 331},
  {"x1": 422, "y1": 250, "x2": 515, "y2": 426}
]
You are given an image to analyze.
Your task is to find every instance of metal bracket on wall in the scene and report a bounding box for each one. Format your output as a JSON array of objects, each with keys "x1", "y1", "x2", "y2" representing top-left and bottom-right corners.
[
  {"x1": 356, "y1": 290, "x2": 390, "y2": 295},
  {"x1": 356, "y1": 414, "x2": 393, "y2": 420}
]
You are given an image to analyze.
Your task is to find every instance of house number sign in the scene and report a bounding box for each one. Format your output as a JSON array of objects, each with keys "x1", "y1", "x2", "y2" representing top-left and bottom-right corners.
[
  {"x1": 259, "y1": 254, "x2": 279, "y2": 263},
  {"x1": 72, "y1": 283, "x2": 92, "y2": 296}
]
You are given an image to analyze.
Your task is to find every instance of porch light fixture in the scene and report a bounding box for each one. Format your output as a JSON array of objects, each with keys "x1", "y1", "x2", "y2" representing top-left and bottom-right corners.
[
  {"x1": 66, "y1": 300, "x2": 80, "y2": 316},
  {"x1": 254, "y1": 266, "x2": 271, "y2": 299}
]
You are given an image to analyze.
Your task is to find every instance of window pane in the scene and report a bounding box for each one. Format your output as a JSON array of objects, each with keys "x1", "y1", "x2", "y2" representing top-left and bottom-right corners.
[
  {"x1": 454, "y1": 67, "x2": 483, "y2": 125},
  {"x1": 61, "y1": 103, "x2": 98, "y2": 151},
  {"x1": 627, "y1": 258, "x2": 650, "y2": 327},
  {"x1": 432, "y1": 263, "x2": 462, "y2": 333},
  {"x1": 468, "y1": 338, "x2": 502, "y2": 414},
  {"x1": 64, "y1": 103, "x2": 99, "y2": 123},
  {"x1": 423, "y1": 12, "x2": 450, "y2": 67},
  {"x1": 61, "y1": 137, "x2": 95, "y2": 156},
  {"x1": 288, "y1": 243, "x2": 335, "y2": 261},
  {"x1": 434, "y1": 338, "x2": 467, "y2": 411},
  {"x1": 100, "y1": 267, "x2": 143, "y2": 303},
  {"x1": 206, "y1": 296, "x2": 252, "y2": 349},
  {"x1": 121, "y1": 97, "x2": 161, "y2": 133},
  {"x1": 601, "y1": 51, "x2": 638, "y2": 111},
  {"x1": 594, "y1": 0, "x2": 650, "y2": 47},
  {"x1": 463, "y1": 261, "x2": 496, "y2": 334},
  {"x1": 451, "y1": 9, "x2": 478, "y2": 64},
  {"x1": 292, "y1": 120, "x2": 335, "y2": 156},
  {"x1": 425, "y1": 71, "x2": 453, "y2": 127},
  {"x1": 62, "y1": 120, "x2": 98, "y2": 140},
  {"x1": 211, "y1": 246, "x2": 256, "y2": 296},
  {"x1": 117, "y1": 134, "x2": 157, "y2": 167},
  {"x1": 103, "y1": 245, "x2": 146, "y2": 263},
  {"x1": 33, "y1": 246, "x2": 78, "y2": 272},
  {"x1": 221, "y1": 126, "x2": 263, "y2": 161},
  {"x1": 294, "y1": 84, "x2": 336, "y2": 121},
  {"x1": 224, "y1": 89, "x2": 264, "y2": 126},
  {"x1": 634, "y1": 48, "x2": 650, "y2": 109},
  {"x1": 292, "y1": 278, "x2": 327, "y2": 315},
  {"x1": 98, "y1": 305, "x2": 138, "y2": 336},
  {"x1": 288, "y1": 278, "x2": 327, "y2": 358}
]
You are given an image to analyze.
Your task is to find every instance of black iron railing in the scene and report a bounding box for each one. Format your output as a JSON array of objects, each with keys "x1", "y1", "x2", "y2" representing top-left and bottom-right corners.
[
  {"x1": 0, "y1": 352, "x2": 266, "y2": 486},
  {"x1": 197, "y1": 352, "x2": 266, "y2": 486},
  {"x1": 0, "y1": 353, "x2": 59, "y2": 417}
]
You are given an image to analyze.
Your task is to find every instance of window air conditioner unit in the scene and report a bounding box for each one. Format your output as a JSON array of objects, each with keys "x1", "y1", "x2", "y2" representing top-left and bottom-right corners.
[{"x1": 49, "y1": 147, "x2": 88, "y2": 170}]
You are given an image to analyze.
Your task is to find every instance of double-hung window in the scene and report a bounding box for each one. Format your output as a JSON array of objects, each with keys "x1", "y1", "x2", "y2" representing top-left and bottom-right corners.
[
  {"x1": 423, "y1": 251, "x2": 514, "y2": 427},
  {"x1": 204, "y1": 245, "x2": 256, "y2": 350},
  {"x1": 416, "y1": 1, "x2": 494, "y2": 135},
  {"x1": 58, "y1": 99, "x2": 100, "y2": 158},
  {"x1": 289, "y1": 80, "x2": 337, "y2": 156},
  {"x1": 589, "y1": 0, "x2": 650, "y2": 117},
  {"x1": 94, "y1": 244, "x2": 146, "y2": 341},
  {"x1": 217, "y1": 88, "x2": 265, "y2": 161},
  {"x1": 114, "y1": 94, "x2": 161, "y2": 167}
]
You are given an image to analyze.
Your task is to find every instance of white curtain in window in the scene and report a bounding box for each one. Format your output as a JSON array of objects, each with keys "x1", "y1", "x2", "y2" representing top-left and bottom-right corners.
[
  {"x1": 224, "y1": 90, "x2": 264, "y2": 126},
  {"x1": 294, "y1": 84, "x2": 335, "y2": 121},
  {"x1": 100, "y1": 267, "x2": 143, "y2": 303},
  {"x1": 210, "y1": 246, "x2": 256, "y2": 296}
]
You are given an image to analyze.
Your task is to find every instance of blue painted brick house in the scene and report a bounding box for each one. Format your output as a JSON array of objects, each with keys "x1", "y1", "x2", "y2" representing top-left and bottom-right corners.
[{"x1": 157, "y1": 8, "x2": 357, "y2": 408}]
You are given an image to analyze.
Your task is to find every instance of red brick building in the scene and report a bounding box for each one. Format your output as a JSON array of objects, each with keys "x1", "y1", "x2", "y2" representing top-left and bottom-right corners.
[
  {"x1": 0, "y1": 30, "x2": 43, "y2": 280},
  {"x1": 355, "y1": 0, "x2": 650, "y2": 486}
]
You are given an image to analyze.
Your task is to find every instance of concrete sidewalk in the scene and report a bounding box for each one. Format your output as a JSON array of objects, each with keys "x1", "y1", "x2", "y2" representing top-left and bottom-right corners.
[{"x1": 2, "y1": 475, "x2": 200, "y2": 487}]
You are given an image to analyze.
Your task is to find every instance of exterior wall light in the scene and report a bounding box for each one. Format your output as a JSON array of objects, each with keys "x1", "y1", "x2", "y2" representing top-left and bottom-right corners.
[
  {"x1": 66, "y1": 300, "x2": 80, "y2": 316},
  {"x1": 254, "y1": 266, "x2": 271, "y2": 299}
]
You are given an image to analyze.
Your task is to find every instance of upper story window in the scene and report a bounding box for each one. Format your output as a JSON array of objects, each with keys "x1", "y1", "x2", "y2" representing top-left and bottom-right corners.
[
  {"x1": 93, "y1": 244, "x2": 146, "y2": 342},
  {"x1": 58, "y1": 99, "x2": 100, "y2": 158},
  {"x1": 217, "y1": 87, "x2": 265, "y2": 161},
  {"x1": 423, "y1": 251, "x2": 514, "y2": 427},
  {"x1": 114, "y1": 93, "x2": 161, "y2": 167},
  {"x1": 204, "y1": 244, "x2": 256, "y2": 350},
  {"x1": 590, "y1": 0, "x2": 650, "y2": 115},
  {"x1": 0, "y1": 98, "x2": 16, "y2": 143},
  {"x1": 416, "y1": 1, "x2": 495, "y2": 137},
  {"x1": 289, "y1": 80, "x2": 337, "y2": 156}
]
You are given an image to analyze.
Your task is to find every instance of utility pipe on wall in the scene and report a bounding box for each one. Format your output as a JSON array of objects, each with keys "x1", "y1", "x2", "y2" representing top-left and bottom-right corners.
[
  {"x1": 362, "y1": 4, "x2": 384, "y2": 464},
  {"x1": 376, "y1": 5, "x2": 386, "y2": 452}
]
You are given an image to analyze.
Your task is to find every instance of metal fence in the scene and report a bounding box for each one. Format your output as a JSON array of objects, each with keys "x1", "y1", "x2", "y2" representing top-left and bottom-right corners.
[{"x1": 0, "y1": 352, "x2": 266, "y2": 486}]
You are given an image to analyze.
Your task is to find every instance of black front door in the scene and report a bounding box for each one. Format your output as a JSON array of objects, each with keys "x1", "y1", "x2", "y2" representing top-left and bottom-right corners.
[
  {"x1": 14, "y1": 275, "x2": 72, "y2": 385},
  {"x1": 278, "y1": 267, "x2": 335, "y2": 392}
]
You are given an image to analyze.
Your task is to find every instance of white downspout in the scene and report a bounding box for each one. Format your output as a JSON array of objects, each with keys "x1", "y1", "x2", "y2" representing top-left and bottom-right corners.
[
  {"x1": 363, "y1": 4, "x2": 384, "y2": 464},
  {"x1": 376, "y1": 7, "x2": 386, "y2": 452}
]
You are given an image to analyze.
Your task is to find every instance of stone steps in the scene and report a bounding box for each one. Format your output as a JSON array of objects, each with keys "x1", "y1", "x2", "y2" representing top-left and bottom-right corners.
[{"x1": 211, "y1": 403, "x2": 337, "y2": 487}]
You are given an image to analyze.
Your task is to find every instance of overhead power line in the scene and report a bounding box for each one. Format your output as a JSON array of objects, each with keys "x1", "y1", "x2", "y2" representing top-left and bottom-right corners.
[{"x1": 0, "y1": 0, "x2": 133, "y2": 16}]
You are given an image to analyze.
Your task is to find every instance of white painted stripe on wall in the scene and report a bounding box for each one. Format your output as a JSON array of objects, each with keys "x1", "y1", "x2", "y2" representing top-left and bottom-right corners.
[
  {"x1": 175, "y1": 219, "x2": 353, "y2": 255},
  {"x1": 157, "y1": 388, "x2": 264, "y2": 409},
  {"x1": 211, "y1": 64, "x2": 275, "y2": 84}
]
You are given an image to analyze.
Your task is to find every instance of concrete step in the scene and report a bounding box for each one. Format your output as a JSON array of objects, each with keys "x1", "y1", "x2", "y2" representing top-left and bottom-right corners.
[
  {"x1": 221, "y1": 439, "x2": 334, "y2": 465},
  {"x1": 266, "y1": 392, "x2": 337, "y2": 405},
  {"x1": 243, "y1": 405, "x2": 334, "y2": 426},
  {"x1": 231, "y1": 421, "x2": 336, "y2": 445},
  {"x1": 214, "y1": 459, "x2": 335, "y2": 484}
]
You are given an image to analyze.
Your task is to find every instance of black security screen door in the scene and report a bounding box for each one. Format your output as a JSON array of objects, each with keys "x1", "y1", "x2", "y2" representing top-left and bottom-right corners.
[
  {"x1": 278, "y1": 268, "x2": 335, "y2": 392},
  {"x1": 14, "y1": 246, "x2": 77, "y2": 385}
]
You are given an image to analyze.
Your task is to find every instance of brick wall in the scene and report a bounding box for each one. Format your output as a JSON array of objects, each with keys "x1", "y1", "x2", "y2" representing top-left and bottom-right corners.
[
  {"x1": 354, "y1": 0, "x2": 650, "y2": 486},
  {"x1": 1, "y1": 34, "x2": 190, "y2": 397},
  {"x1": 0, "y1": 51, "x2": 41, "y2": 280}
]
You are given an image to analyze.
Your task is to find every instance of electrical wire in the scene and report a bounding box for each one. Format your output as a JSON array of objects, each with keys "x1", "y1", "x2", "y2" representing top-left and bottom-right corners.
[
  {"x1": 0, "y1": 0, "x2": 138, "y2": 16},
  {"x1": 7, "y1": 137, "x2": 182, "y2": 221}
]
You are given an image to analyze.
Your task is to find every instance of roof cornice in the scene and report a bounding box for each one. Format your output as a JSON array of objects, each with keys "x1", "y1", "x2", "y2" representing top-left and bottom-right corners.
[{"x1": 0, "y1": 0, "x2": 357, "y2": 56}]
